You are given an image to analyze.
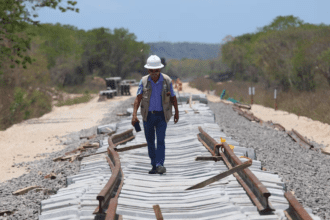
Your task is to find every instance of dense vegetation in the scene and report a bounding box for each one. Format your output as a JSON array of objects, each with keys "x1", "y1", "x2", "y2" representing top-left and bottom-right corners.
[
  {"x1": 0, "y1": 0, "x2": 79, "y2": 77},
  {"x1": 0, "y1": 0, "x2": 81, "y2": 131},
  {"x1": 162, "y1": 16, "x2": 330, "y2": 125},
  {"x1": 185, "y1": 16, "x2": 330, "y2": 125},
  {"x1": 1, "y1": 10, "x2": 330, "y2": 132},
  {"x1": 165, "y1": 16, "x2": 330, "y2": 93},
  {"x1": 0, "y1": 21, "x2": 150, "y2": 131},
  {"x1": 220, "y1": 15, "x2": 330, "y2": 92}
]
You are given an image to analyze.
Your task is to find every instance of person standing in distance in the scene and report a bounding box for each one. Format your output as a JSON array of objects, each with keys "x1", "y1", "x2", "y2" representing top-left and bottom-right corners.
[{"x1": 131, "y1": 55, "x2": 179, "y2": 174}]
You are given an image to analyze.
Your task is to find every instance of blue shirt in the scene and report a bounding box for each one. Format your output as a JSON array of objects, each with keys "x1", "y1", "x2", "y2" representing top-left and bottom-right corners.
[{"x1": 137, "y1": 73, "x2": 176, "y2": 111}]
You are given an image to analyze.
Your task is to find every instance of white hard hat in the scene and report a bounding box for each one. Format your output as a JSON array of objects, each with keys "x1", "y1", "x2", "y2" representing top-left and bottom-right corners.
[{"x1": 144, "y1": 55, "x2": 164, "y2": 69}]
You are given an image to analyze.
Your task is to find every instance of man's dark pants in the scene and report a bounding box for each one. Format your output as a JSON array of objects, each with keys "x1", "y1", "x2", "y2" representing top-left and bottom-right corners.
[{"x1": 143, "y1": 111, "x2": 167, "y2": 167}]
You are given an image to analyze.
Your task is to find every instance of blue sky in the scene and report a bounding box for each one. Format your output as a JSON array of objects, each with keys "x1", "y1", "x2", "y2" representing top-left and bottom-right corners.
[{"x1": 23, "y1": 0, "x2": 329, "y2": 44}]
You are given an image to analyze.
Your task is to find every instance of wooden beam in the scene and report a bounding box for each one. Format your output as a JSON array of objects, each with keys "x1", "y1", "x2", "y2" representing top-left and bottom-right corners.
[
  {"x1": 153, "y1": 204, "x2": 164, "y2": 220},
  {"x1": 13, "y1": 186, "x2": 41, "y2": 195},
  {"x1": 186, "y1": 159, "x2": 252, "y2": 190},
  {"x1": 195, "y1": 156, "x2": 222, "y2": 161},
  {"x1": 115, "y1": 143, "x2": 148, "y2": 152}
]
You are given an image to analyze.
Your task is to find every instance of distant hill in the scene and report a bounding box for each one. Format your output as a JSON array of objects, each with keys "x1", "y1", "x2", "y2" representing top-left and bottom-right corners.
[{"x1": 146, "y1": 42, "x2": 222, "y2": 60}]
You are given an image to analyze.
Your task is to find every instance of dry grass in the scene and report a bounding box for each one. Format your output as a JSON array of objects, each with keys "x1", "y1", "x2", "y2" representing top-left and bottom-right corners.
[
  {"x1": 54, "y1": 94, "x2": 93, "y2": 107},
  {"x1": 190, "y1": 77, "x2": 330, "y2": 125}
]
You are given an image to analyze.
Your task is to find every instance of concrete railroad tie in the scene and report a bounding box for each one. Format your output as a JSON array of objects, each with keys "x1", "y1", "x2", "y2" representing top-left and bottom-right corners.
[{"x1": 38, "y1": 93, "x2": 321, "y2": 220}]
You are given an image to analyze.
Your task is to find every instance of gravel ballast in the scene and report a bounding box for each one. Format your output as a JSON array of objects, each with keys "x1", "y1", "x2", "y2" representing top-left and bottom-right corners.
[
  {"x1": 208, "y1": 101, "x2": 330, "y2": 220},
  {"x1": 1, "y1": 97, "x2": 329, "y2": 220},
  {"x1": 0, "y1": 96, "x2": 136, "y2": 220}
]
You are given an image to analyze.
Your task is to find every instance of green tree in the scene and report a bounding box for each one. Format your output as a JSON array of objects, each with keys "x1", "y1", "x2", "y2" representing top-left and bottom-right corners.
[
  {"x1": 291, "y1": 39, "x2": 314, "y2": 91},
  {"x1": 257, "y1": 15, "x2": 304, "y2": 32},
  {"x1": 316, "y1": 48, "x2": 330, "y2": 85},
  {"x1": 0, "y1": 0, "x2": 79, "y2": 80},
  {"x1": 221, "y1": 42, "x2": 247, "y2": 80},
  {"x1": 37, "y1": 23, "x2": 84, "y2": 70},
  {"x1": 221, "y1": 15, "x2": 330, "y2": 91},
  {"x1": 80, "y1": 27, "x2": 150, "y2": 80}
]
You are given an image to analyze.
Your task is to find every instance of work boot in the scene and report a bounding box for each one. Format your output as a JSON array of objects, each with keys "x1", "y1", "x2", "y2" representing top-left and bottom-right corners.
[
  {"x1": 148, "y1": 166, "x2": 157, "y2": 174},
  {"x1": 156, "y1": 165, "x2": 166, "y2": 174}
]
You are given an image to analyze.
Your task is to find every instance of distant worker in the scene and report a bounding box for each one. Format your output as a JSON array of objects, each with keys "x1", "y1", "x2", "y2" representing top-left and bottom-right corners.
[{"x1": 131, "y1": 55, "x2": 179, "y2": 174}]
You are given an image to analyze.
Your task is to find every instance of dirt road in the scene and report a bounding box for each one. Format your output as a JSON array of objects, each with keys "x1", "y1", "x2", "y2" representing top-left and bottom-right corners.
[{"x1": 0, "y1": 87, "x2": 138, "y2": 183}]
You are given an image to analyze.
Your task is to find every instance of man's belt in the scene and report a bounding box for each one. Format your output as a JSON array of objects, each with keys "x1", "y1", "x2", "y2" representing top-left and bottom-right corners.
[{"x1": 149, "y1": 110, "x2": 163, "y2": 114}]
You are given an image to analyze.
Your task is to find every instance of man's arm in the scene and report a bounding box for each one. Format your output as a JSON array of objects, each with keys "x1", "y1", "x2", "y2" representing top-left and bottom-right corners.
[
  {"x1": 133, "y1": 94, "x2": 142, "y2": 117},
  {"x1": 133, "y1": 79, "x2": 143, "y2": 117},
  {"x1": 170, "y1": 96, "x2": 179, "y2": 114}
]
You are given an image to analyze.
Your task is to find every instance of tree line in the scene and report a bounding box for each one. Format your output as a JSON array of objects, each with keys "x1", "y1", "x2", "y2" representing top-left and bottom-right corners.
[
  {"x1": 220, "y1": 15, "x2": 330, "y2": 92},
  {"x1": 1, "y1": 22, "x2": 151, "y2": 88},
  {"x1": 36, "y1": 23, "x2": 150, "y2": 87},
  {"x1": 0, "y1": 1, "x2": 151, "y2": 130},
  {"x1": 0, "y1": 0, "x2": 151, "y2": 88}
]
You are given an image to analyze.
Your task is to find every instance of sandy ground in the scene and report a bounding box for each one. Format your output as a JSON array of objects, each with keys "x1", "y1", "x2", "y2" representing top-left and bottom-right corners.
[
  {"x1": 0, "y1": 86, "x2": 138, "y2": 183},
  {"x1": 180, "y1": 82, "x2": 330, "y2": 153},
  {"x1": 2, "y1": 80, "x2": 330, "y2": 183}
]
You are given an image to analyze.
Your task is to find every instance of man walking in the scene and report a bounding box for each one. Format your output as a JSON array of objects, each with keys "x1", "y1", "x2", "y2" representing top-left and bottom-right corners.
[{"x1": 131, "y1": 55, "x2": 179, "y2": 174}]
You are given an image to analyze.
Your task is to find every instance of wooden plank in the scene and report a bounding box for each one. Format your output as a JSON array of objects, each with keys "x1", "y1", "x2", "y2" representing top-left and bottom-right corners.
[
  {"x1": 53, "y1": 153, "x2": 81, "y2": 162},
  {"x1": 82, "y1": 143, "x2": 99, "y2": 148},
  {"x1": 195, "y1": 156, "x2": 222, "y2": 161},
  {"x1": 70, "y1": 155, "x2": 79, "y2": 163},
  {"x1": 52, "y1": 156, "x2": 63, "y2": 162},
  {"x1": 234, "y1": 102, "x2": 251, "y2": 110},
  {"x1": 64, "y1": 148, "x2": 80, "y2": 156},
  {"x1": 64, "y1": 142, "x2": 98, "y2": 156},
  {"x1": 321, "y1": 147, "x2": 330, "y2": 155},
  {"x1": 61, "y1": 153, "x2": 81, "y2": 160},
  {"x1": 13, "y1": 186, "x2": 41, "y2": 195},
  {"x1": 186, "y1": 159, "x2": 252, "y2": 190},
  {"x1": 78, "y1": 151, "x2": 107, "y2": 159},
  {"x1": 153, "y1": 204, "x2": 164, "y2": 220},
  {"x1": 115, "y1": 143, "x2": 148, "y2": 152}
]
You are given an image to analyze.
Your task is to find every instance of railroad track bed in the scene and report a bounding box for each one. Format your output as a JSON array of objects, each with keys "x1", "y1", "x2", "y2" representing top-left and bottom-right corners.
[
  {"x1": 37, "y1": 97, "x2": 321, "y2": 220},
  {"x1": 231, "y1": 104, "x2": 320, "y2": 154}
]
